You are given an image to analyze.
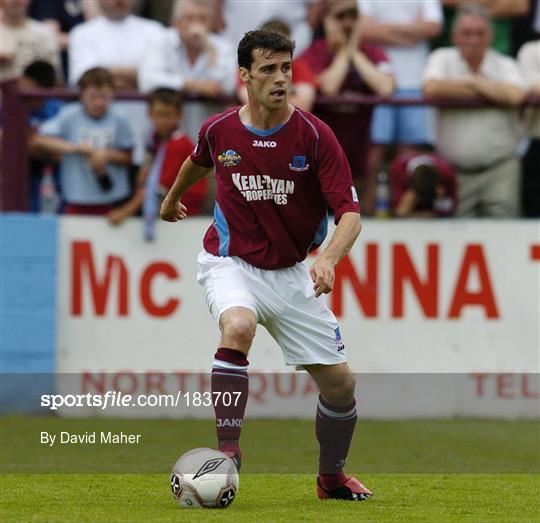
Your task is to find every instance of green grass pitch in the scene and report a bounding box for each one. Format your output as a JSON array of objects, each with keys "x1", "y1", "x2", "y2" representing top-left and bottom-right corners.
[{"x1": 1, "y1": 417, "x2": 539, "y2": 522}]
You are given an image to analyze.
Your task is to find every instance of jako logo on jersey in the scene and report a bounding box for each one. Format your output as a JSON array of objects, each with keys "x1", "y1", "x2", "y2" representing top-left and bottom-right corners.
[
  {"x1": 289, "y1": 155, "x2": 309, "y2": 172},
  {"x1": 193, "y1": 458, "x2": 226, "y2": 479},
  {"x1": 252, "y1": 140, "x2": 277, "y2": 148},
  {"x1": 218, "y1": 149, "x2": 242, "y2": 167}
]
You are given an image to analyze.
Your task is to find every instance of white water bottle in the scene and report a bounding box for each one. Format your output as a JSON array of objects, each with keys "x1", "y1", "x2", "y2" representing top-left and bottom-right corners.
[{"x1": 39, "y1": 166, "x2": 60, "y2": 214}]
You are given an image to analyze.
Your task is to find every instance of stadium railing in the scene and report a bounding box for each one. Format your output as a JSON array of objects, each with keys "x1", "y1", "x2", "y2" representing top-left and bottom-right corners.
[{"x1": 1, "y1": 79, "x2": 539, "y2": 211}]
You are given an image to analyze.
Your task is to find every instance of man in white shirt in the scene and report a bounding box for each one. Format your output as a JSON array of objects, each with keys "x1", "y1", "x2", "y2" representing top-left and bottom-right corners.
[
  {"x1": 0, "y1": 0, "x2": 60, "y2": 82},
  {"x1": 138, "y1": 0, "x2": 236, "y2": 142},
  {"x1": 423, "y1": 4, "x2": 525, "y2": 217},
  {"x1": 68, "y1": 0, "x2": 163, "y2": 88},
  {"x1": 517, "y1": 39, "x2": 540, "y2": 217}
]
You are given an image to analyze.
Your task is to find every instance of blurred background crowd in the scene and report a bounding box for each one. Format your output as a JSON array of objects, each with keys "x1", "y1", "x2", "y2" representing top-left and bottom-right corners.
[{"x1": 1, "y1": 0, "x2": 539, "y2": 223}]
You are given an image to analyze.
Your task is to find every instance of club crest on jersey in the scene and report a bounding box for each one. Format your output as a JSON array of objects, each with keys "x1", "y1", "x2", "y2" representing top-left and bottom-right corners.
[
  {"x1": 252, "y1": 139, "x2": 277, "y2": 148},
  {"x1": 289, "y1": 155, "x2": 309, "y2": 172},
  {"x1": 218, "y1": 149, "x2": 242, "y2": 167}
]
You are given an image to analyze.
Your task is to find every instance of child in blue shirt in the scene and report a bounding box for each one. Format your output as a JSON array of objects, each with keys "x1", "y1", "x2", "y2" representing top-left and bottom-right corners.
[{"x1": 34, "y1": 67, "x2": 133, "y2": 215}]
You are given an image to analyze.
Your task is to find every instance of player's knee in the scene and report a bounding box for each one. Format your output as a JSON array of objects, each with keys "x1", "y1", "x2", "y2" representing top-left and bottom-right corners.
[
  {"x1": 220, "y1": 315, "x2": 256, "y2": 351},
  {"x1": 322, "y1": 373, "x2": 356, "y2": 406}
]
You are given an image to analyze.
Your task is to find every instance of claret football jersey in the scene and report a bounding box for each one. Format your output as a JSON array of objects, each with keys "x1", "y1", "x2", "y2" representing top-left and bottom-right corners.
[{"x1": 190, "y1": 106, "x2": 360, "y2": 269}]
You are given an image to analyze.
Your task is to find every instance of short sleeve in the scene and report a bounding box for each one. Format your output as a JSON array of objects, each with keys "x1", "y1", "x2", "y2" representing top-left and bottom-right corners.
[
  {"x1": 114, "y1": 116, "x2": 134, "y2": 150},
  {"x1": 496, "y1": 56, "x2": 526, "y2": 90},
  {"x1": 160, "y1": 135, "x2": 195, "y2": 189},
  {"x1": 362, "y1": 43, "x2": 393, "y2": 75},
  {"x1": 293, "y1": 59, "x2": 316, "y2": 85},
  {"x1": 316, "y1": 121, "x2": 361, "y2": 222},
  {"x1": 517, "y1": 42, "x2": 540, "y2": 89},
  {"x1": 423, "y1": 49, "x2": 448, "y2": 81},
  {"x1": 38, "y1": 108, "x2": 69, "y2": 138},
  {"x1": 190, "y1": 119, "x2": 214, "y2": 168}
]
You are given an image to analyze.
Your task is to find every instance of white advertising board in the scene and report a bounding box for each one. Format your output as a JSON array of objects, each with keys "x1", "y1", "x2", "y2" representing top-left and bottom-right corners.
[{"x1": 56, "y1": 217, "x2": 540, "y2": 418}]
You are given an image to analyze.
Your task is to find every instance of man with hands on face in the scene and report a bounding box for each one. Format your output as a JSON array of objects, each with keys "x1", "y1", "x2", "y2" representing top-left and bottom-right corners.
[
  {"x1": 160, "y1": 28, "x2": 372, "y2": 502},
  {"x1": 300, "y1": 0, "x2": 394, "y2": 214}
]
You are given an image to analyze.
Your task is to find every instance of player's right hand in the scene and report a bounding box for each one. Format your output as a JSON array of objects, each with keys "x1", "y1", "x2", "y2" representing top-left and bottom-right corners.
[{"x1": 160, "y1": 197, "x2": 187, "y2": 222}]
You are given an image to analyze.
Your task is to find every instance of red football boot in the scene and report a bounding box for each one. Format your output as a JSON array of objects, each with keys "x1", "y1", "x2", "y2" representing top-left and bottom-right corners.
[{"x1": 317, "y1": 476, "x2": 372, "y2": 501}]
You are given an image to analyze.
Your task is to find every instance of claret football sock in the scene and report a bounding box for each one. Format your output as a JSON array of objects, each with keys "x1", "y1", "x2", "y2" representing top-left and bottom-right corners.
[
  {"x1": 316, "y1": 394, "x2": 357, "y2": 489},
  {"x1": 211, "y1": 348, "x2": 249, "y2": 457}
]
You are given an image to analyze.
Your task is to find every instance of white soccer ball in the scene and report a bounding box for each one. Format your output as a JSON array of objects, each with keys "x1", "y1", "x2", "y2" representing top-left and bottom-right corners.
[{"x1": 170, "y1": 448, "x2": 239, "y2": 509}]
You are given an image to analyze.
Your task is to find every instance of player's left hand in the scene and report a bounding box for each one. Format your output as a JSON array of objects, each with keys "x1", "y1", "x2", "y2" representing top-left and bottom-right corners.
[
  {"x1": 310, "y1": 255, "x2": 335, "y2": 297},
  {"x1": 160, "y1": 196, "x2": 187, "y2": 222}
]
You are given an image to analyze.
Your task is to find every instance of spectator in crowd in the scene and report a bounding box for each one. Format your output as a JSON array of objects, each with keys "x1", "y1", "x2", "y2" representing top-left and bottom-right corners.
[
  {"x1": 21, "y1": 61, "x2": 64, "y2": 212},
  {"x1": 138, "y1": 0, "x2": 236, "y2": 142},
  {"x1": 236, "y1": 19, "x2": 317, "y2": 112},
  {"x1": 0, "y1": 0, "x2": 60, "y2": 82},
  {"x1": 300, "y1": 0, "x2": 394, "y2": 213},
  {"x1": 436, "y1": 0, "x2": 530, "y2": 55},
  {"x1": 29, "y1": 0, "x2": 96, "y2": 79},
  {"x1": 390, "y1": 152, "x2": 456, "y2": 218},
  {"x1": 423, "y1": 4, "x2": 526, "y2": 218},
  {"x1": 68, "y1": 0, "x2": 163, "y2": 88},
  {"x1": 213, "y1": 0, "x2": 320, "y2": 54},
  {"x1": 359, "y1": 0, "x2": 443, "y2": 210},
  {"x1": 68, "y1": 0, "x2": 164, "y2": 166},
  {"x1": 33, "y1": 68, "x2": 134, "y2": 215},
  {"x1": 517, "y1": 38, "x2": 540, "y2": 217},
  {"x1": 107, "y1": 88, "x2": 209, "y2": 232}
]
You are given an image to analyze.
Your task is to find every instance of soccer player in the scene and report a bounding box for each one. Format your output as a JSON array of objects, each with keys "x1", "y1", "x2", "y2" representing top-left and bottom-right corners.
[{"x1": 160, "y1": 29, "x2": 371, "y2": 501}]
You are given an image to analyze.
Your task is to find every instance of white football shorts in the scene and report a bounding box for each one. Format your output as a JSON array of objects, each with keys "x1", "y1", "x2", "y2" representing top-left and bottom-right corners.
[{"x1": 196, "y1": 250, "x2": 347, "y2": 366}]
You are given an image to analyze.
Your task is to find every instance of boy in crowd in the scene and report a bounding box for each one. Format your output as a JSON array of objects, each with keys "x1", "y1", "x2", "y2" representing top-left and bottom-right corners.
[
  {"x1": 107, "y1": 88, "x2": 208, "y2": 237},
  {"x1": 390, "y1": 152, "x2": 456, "y2": 218},
  {"x1": 33, "y1": 67, "x2": 133, "y2": 215}
]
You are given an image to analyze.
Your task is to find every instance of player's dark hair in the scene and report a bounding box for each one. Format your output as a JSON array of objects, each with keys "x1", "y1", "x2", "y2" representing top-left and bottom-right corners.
[
  {"x1": 411, "y1": 165, "x2": 440, "y2": 207},
  {"x1": 23, "y1": 60, "x2": 56, "y2": 88},
  {"x1": 238, "y1": 29, "x2": 295, "y2": 70},
  {"x1": 148, "y1": 87, "x2": 183, "y2": 111},
  {"x1": 77, "y1": 67, "x2": 115, "y2": 91}
]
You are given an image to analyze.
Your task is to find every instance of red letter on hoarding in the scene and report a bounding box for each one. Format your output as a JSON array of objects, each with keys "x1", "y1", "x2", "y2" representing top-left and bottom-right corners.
[
  {"x1": 496, "y1": 373, "x2": 514, "y2": 398},
  {"x1": 81, "y1": 371, "x2": 106, "y2": 394},
  {"x1": 332, "y1": 244, "x2": 378, "y2": 318},
  {"x1": 392, "y1": 244, "x2": 438, "y2": 318},
  {"x1": 448, "y1": 245, "x2": 499, "y2": 318},
  {"x1": 71, "y1": 241, "x2": 128, "y2": 316},
  {"x1": 140, "y1": 262, "x2": 180, "y2": 316},
  {"x1": 470, "y1": 373, "x2": 489, "y2": 397}
]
